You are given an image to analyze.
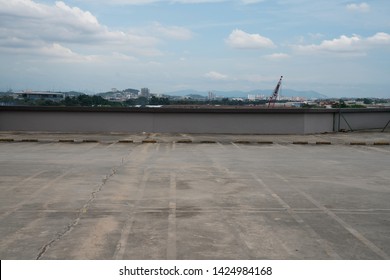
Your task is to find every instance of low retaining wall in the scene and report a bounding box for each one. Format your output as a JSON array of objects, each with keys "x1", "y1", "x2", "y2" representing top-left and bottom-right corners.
[{"x1": 1, "y1": 107, "x2": 389, "y2": 134}]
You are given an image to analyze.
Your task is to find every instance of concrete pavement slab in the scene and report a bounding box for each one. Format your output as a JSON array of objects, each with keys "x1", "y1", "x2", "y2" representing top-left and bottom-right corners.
[{"x1": 0, "y1": 136, "x2": 389, "y2": 260}]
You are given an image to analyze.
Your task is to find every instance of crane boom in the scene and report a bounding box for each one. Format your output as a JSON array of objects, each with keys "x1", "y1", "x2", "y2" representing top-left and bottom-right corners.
[{"x1": 267, "y1": 76, "x2": 283, "y2": 108}]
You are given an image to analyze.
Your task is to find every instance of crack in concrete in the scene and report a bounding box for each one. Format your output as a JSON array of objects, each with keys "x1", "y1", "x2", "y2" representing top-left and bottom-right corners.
[
  {"x1": 35, "y1": 145, "x2": 139, "y2": 259},
  {"x1": 35, "y1": 164, "x2": 123, "y2": 260}
]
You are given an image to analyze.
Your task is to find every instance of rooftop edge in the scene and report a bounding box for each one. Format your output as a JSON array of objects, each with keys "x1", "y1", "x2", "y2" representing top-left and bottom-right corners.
[{"x1": 1, "y1": 106, "x2": 390, "y2": 114}]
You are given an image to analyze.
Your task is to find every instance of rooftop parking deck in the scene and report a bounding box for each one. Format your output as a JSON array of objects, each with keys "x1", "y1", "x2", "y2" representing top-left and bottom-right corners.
[{"x1": 0, "y1": 132, "x2": 389, "y2": 259}]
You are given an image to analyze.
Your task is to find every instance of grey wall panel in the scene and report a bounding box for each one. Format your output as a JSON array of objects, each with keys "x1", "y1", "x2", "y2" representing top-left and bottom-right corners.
[
  {"x1": 304, "y1": 113, "x2": 334, "y2": 134},
  {"x1": 0, "y1": 112, "x2": 154, "y2": 133},
  {"x1": 339, "y1": 112, "x2": 390, "y2": 131},
  {"x1": 152, "y1": 113, "x2": 304, "y2": 134},
  {"x1": 1, "y1": 108, "x2": 389, "y2": 134}
]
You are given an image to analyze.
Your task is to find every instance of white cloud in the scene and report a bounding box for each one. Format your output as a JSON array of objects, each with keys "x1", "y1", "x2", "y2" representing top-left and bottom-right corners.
[
  {"x1": 171, "y1": 0, "x2": 226, "y2": 3},
  {"x1": 346, "y1": 2, "x2": 370, "y2": 13},
  {"x1": 55, "y1": 1, "x2": 99, "y2": 27},
  {"x1": 293, "y1": 33, "x2": 390, "y2": 56},
  {"x1": 111, "y1": 52, "x2": 138, "y2": 61},
  {"x1": 110, "y1": 0, "x2": 267, "y2": 4},
  {"x1": 366, "y1": 32, "x2": 390, "y2": 45},
  {"x1": 109, "y1": 0, "x2": 227, "y2": 4},
  {"x1": 240, "y1": 0, "x2": 266, "y2": 4},
  {"x1": 297, "y1": 34, "x2": 362, "y2": 53},
  {"x1": 204, "y1": 71, "x2": 229, "y2": 80},
  {"x1": 148, "y1": 22, "x2": 193, "y2": 40},
  {"x1": 109, "y1": 0, "x2": 160, "y2": 4},
  {"x1": 226, "y1": 29, "x2": 275, "y2": 49},
  {"x1": 264, "y1": 53, "x2": 290, "y2": 60},
  {"x1": 40, "y1": 43, "x2": 98, "y2": 62},
  {"x1": 107, "y1": 0, "x2": 264, "y2": 4},
  {"x1": 0, "y1": 0, "x2": 188, "y2": 61},
  {"x1": 0, "y1": 41, "x2": 98, "y2": 63}
]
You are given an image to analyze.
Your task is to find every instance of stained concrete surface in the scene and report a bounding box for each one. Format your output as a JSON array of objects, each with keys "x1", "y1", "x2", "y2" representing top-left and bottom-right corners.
[{"x1": 0, "y1": 132, "x2": 390, "y2": 259}]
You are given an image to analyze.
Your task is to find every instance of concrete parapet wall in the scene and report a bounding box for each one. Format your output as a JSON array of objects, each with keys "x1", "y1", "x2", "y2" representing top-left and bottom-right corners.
[
  {"x1": 1, "y1": 107, "x2": 389, "y2": 134},
  {"x1": 337, "y1": 111, "x2": 390, "y2": 131}
]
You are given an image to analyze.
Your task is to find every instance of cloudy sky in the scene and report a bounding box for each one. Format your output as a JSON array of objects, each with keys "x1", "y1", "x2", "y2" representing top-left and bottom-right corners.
[{"x1": 1, "y1": 0, "x2": 389, "y2": 97}]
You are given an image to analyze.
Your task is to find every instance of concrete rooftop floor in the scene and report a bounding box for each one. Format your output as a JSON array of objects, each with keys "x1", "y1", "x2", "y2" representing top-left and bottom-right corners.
[{"x1": 0, "y1": 132, "x2": 389, "y2": 260}]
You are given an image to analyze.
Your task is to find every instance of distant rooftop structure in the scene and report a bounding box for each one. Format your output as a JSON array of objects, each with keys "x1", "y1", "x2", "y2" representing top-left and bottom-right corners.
[{"x1": 17, "y1": 91, "x2": 64, "y2": 102}]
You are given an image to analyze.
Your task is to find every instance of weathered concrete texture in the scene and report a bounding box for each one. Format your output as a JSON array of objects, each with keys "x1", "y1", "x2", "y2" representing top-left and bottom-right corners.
[{"x1": 0, "y1": 135, "x2": 390, "y2": 260}]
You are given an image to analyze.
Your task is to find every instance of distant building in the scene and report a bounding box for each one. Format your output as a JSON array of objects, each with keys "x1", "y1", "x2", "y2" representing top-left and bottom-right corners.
[
  {"x1": 18, "y1": 91, "x2": 64, "y2": 102},
  {"x1": 248, "y1": 94, "x2": 266, "y2": 101},
  {"x1": 208, "y1": 91, "x2": 216, "y2": 100},
  {"x1": 140, "y1": 88, "x2": 150, "y2": 98}
]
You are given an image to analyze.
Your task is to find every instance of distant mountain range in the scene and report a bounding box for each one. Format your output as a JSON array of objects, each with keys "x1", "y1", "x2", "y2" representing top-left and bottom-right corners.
[{"x1": 164, "y1": 89, "x2": 328, "y2": 100}]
